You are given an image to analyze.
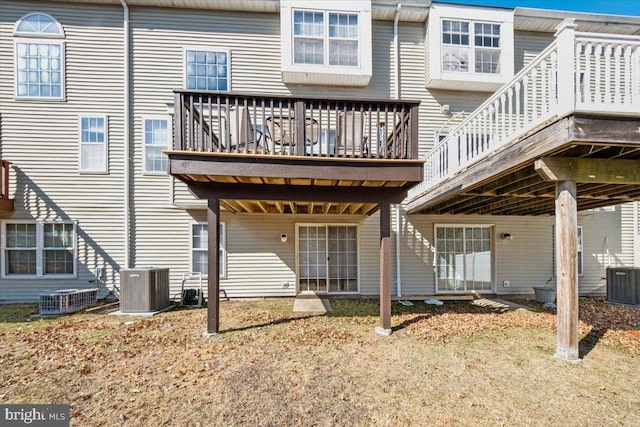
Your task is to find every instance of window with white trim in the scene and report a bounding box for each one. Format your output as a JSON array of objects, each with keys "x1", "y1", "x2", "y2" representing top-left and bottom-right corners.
[
  {"x1": 2, "y1": 221, "x2": 76, "y2": 278},
  {"x1": 191, "y1": 223, "x2": 226, "y2": 278},
  {"x1": 14, "y1": 13, "x2": 65, "y2": 99},
  {"x1": 281, "y1": 1, "x2": 372, "y2": 86},
  {"x1": 426, "y1": 4, "x2": 513, "y2": 91},
  {"x1": 143, "y1": 118, "x2": 169, "y2": 173},
  {"x1": 442, "y1": 19, "x2": 500, "y2": 74},
  {"x1": 79, "y1": 115, "x2": 108, "y2": 173},
  {"x1": 435, "y1": 225, "x2": 493, "y2": 292},
  {"x1": 293, "y1": 10, "x2": 359, "y2": 67},
  {"x1": 184, "y1": 49, "x2": 229, "y2": 91}
]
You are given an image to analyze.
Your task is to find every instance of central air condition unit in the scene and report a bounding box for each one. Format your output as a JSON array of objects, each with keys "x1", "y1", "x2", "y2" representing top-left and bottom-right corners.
[
  {"x1": 120, "y1": 268, "x2": 170, "y2": 313},
  {"x1": 606, "y1": 267, "x2": 639, "y2": 307}
]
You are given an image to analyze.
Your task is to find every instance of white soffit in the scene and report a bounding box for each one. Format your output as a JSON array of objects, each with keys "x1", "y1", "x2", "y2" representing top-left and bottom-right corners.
[{"x1": 515, "y1": 7, "x2": 640, "y2": 35}]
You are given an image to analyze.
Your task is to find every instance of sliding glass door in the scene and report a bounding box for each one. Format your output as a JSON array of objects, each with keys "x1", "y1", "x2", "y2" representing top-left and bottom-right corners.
[{"x1": 298, "y1": 225, "x2": 358, "y2": 293}]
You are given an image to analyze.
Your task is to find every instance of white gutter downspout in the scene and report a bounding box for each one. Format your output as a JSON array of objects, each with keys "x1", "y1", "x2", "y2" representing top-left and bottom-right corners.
[
  {"x1": 393, "y1": 3, "x2": 402, "y2": 298},
  {"x1": 121, "y1": 0, "x2": 131, "y2": 268}
]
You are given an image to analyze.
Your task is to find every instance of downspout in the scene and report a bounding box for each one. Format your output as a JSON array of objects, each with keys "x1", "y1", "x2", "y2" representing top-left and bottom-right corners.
[
  {"x1": 393, "y1": 3, "x2": 402, "y2": 298},
  {"x1": 121, "y1": 0, "x2": 131, "y2": 269}
]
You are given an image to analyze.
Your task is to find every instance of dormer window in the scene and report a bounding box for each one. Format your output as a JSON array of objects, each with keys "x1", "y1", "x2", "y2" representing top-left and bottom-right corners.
[
  {"x1": 14, "y1": 13, "x2": 65, "y2": 100},
  {"x1": 427, "y1": 4, "x2": 513, "y2": 92},
  {"x1": 281, "y1": 0, "x2": 372, "y2": 87}
]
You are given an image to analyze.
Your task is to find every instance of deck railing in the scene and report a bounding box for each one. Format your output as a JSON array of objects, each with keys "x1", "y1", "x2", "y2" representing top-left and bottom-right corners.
[
  {"x1": 408, "y1": 22, "x2": 640, "y2": 201},
  {"x1": 173, "y1": 90, "x2": 420, "y2": 160},
  {"x1": 1, "y1": 160, "x2": 11, "y2": 200}
]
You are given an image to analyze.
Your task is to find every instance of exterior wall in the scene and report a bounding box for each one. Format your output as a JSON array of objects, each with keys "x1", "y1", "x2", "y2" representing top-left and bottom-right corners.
[
  {"x1": 0, "y1": 1, "x2": 635, "y2": 301},
  {"x1": 0, "y1": 0, "x2": 125, "y2": 301},
  {"x1": 398, "y1": 206, "x2": 630, "y2": 297}
]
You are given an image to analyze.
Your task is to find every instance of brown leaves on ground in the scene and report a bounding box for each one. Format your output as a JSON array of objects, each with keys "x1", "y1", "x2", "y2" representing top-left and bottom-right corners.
[{"x1": 0, "y1": 298, "x2": 638, "y2": 426}]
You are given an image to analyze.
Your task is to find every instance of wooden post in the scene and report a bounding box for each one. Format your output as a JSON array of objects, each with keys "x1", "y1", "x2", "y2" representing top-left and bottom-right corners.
[
  {"x1": 377, "y1": 202, "x2": 392, "y2": 336},
  {"x1": 555, "y1": 180, "x2": 580, "y2": 362},
  {"x1": 207, "y1": 198, "x2": 220, "y2": 335},
  {"x1": 554, "y1": 19, "x2": 577, "y2": 117}
]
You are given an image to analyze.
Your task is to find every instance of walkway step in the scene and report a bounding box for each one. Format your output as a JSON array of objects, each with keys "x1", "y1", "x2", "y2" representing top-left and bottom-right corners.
[
  {"x1": 293, "y1": 293, "x2": 331, "y2": 313},
  {"x1": 472, "y1": 298, "x2": 532, "y2": 312}
]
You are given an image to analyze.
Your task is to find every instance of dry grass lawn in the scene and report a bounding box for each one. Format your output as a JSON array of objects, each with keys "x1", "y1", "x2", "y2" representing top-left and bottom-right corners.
[{"x1": 1, "y1": 298, "x2": 639, "y2": 426}]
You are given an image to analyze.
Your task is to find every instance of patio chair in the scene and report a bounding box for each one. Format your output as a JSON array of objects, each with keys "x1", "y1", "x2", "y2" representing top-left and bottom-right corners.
[
  {"x1": 227, "y1": 106, "x2": 265, "y2": 153},
  {"x1": 265, "y1": 116, "x2": 319, "y2": 155},
  {"x1": 336, "y1": 111, "x2": 369, "y2": 157}
]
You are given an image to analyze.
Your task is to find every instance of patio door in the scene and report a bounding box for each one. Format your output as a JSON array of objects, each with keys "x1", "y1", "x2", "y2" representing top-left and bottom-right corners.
[
  {"x1": 298, "y1": 225, "x2": 358, "y2": 293},
  {"x1": 435, "y1": 225, "x2": 493, "y2": 293}
]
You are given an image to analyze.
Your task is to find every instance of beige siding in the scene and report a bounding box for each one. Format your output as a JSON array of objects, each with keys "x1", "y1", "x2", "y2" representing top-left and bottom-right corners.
[
  {"x1": 397, "y1": 206, "x2": 627, "y2": 297},
  {"x1": 514, "y1": 30, "x2": 555, "y2": 71},
  {"x1": 0, "y1": 1, "x2": 125, "y2": 300},
  {"x1": 170, "y1": 212, "x2": 381, "y2": 298}
]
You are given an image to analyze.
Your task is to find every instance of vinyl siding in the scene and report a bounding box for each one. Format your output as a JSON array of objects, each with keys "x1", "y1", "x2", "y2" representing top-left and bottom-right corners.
[
  {"x1": 397, "y1": 206, "x2": 628, "y2": 297},
  {"x1": 176, "y1": 212, "x2": 382, "y2": 298},
  {"x1": 0, "y1": 2, "x2": 635, "y2": 302},
  {"x1": 0, "y1": 1, "x2": 125, "y2": 301}
]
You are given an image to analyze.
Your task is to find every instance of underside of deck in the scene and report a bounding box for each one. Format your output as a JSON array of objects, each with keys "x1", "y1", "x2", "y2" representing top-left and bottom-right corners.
[
  {"x1": 407, "y1": 114, "x2": 640, "y2": 215},
  {"x1": 168, "y1": 151, "x2": 424, "y2": 214}
]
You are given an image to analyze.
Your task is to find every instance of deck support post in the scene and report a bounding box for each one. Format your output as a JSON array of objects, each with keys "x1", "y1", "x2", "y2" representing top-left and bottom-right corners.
[
  {"x1": 376, "y1": 202, "x2": 392, "y2": 336},
  {"x1": 554, "y1": 180, "x2": 580, "y2": 362},
  {"x1": 206, "y1": 198, "x2": 220, "y2": 335}
]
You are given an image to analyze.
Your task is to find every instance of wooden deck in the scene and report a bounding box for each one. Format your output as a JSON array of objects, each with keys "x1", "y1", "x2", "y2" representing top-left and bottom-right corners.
[
  {"x1": 406, "y1": 114, "x2": 640, "y2": 215},
  {"x1": 167, "y1": 91, "x2": 423, "y2": 215},
  {"x1": 0, "y1": 160, "x2": 14, "y2": 212}
]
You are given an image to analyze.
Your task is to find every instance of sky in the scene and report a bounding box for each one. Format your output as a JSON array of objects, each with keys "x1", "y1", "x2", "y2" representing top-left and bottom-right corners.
[{"x1": 436, "y1": 0, "x2": 640, "y2": 17}]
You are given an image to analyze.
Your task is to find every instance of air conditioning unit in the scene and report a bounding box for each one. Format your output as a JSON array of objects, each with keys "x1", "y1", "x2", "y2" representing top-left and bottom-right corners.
[
  {"x1": 606, "y1": 267, "x2": 639, "y2": 307},
  {"x1": 120, "y1": 268, "x2": 170, "y2": 313}
]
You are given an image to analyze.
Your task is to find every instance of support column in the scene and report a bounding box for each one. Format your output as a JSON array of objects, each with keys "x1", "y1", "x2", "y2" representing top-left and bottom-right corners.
[
  {"x1": 206, "y1": 198, "x2": 220, "y2": 335},
  {"x1": 554, "y1": 181, "x2": 580, "y2": 362},
  {"x1": 376, "y1": 202, "x2": 392, "y2": 336}
]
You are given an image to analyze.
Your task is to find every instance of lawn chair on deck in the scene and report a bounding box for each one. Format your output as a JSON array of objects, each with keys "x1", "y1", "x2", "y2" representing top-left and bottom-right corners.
[
  {"x1": 336, "y1": 111, "x2": 369, "y2": 157},
  {"x1": 227, "y1": 106, "x2": 265, "y2": 153},
  {"x1": 265, "y1": 116, "x2": 319, "y2": 155}
]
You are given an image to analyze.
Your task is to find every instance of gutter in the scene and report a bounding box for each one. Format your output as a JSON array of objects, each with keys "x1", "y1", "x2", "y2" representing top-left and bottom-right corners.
[
  {"x1": 393, "y1": 3, "x2": 402, "y2": 298},
  {"x1": 121, "y1": 0, "x2": 131, "y2": 269}
]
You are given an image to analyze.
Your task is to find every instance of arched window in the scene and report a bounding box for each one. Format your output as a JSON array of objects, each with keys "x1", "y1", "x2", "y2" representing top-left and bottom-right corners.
[
  {"x1": 14, "y1": 13, "x2": 64, "y2": 36},
  {"x1": 14, "y1": 13, "x2": 65, "y2": 99}
]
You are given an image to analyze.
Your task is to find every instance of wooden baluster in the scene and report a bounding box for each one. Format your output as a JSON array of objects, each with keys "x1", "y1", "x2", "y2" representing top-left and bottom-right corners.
[
  {"x1": 595, "y1": 44, "x2": 602, "y2": 105},
  {"x1": 531, "y1": 68, "x2": 538, "y2": 121},
  {"x1": 583, "y1": 43, "x2": 592, "y2": 106},
  {"x1": 614, "y1": 45, "x2": 622, "y2": 105},
  {"x1": 522, "y1": 75, "x2": 529, "y2": 127},
  {"x1": 515, "y1": 81, "x2": 521, "y2": 132},
  {"x1": 605, "y1": 45, "x2": 612, "y2": 104},
  {"x1": 574, "y1": 42, "x2": 581, "y2": 107}
]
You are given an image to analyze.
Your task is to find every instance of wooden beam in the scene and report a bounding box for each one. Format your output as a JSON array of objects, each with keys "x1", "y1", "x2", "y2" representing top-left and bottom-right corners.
[
  {"x1": 535, "y1": 157, "x2": 640, "y2": 185},
  {"x1": 555, "y1": 181, "x2": 580, "y2": 362},
  {"x1": 376, "y1": 202, "x2": 392, "y2": 336},
  {"x1": 187, "y1": 181, "x2": 409, "y2": 204},
  {"x1": 207, "y1": 199, "x2": 220, "y2": 335},
  {"x1": 236, "y1": 200, "x2": 253, "y2": 213},
  {"x1": 255, "y1": 200, "x2": 268, "y2": 214},
  {"x1": 169, "y1": 154, "x2": 424, "y2": 183},
  {"x1": 570, "y1": 115, "x2": 640, "y2": 146},
  {"x1": 274, "y1": 201, "x2": 285, "y2": 214},
  {"x1": 289, "y1": 202, "x2": 297, "y2": 214},
  {"x1": 219, "y1": 200, "x2": 239, "y2": 214}
]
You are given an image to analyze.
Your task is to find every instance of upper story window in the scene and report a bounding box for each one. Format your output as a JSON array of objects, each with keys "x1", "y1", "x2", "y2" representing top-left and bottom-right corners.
[
  {"x1": 293, "y1": 10, "x2": 359, "y2": 67},
  {"x1": 14, "y1": 13, "x2": 65, "y2": 100},
  {"x1": 79, "y1": 115, "x2": 108, "y2": 174},
  {"x1": 184, "y1": 48, "x2": 229, "y2": 91},
  {"x1": 441, "y1": 20, "x2": 501, "y2": 74},
  {"x1": 427, "y1": 4, "x2": 513, "y2": 92},
  {"x1": 143, "y1": 117, "x2": 170, "y2": 174},
  {"x1": 281, "y1": 1, "x2": 372, "y2": 87}
]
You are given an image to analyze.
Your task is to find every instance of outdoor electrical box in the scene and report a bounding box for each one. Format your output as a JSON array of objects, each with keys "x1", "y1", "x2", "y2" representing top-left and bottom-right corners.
[
  {"x1": 606, "y1": 267, "x2": 639, "y2": 307},
  {"x1": 120, "y1": 268, "x2": 170, "y2": 312}
]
